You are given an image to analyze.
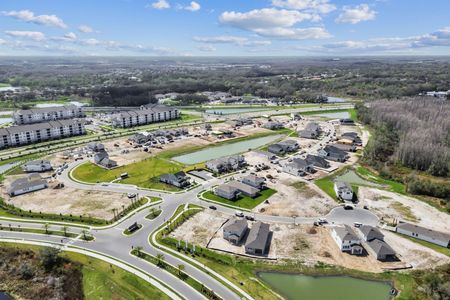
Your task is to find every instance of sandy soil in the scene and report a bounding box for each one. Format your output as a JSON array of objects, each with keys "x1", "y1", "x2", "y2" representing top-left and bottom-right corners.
[
  {"x1": 171, "y1": 210, "x2": 447, "y2": 272},
  {"x1": 1, "y1": 175, "x2": 130, "y2": 220},
  {"x1": 358, "y1": 187, "x2": 450, "y2": 232}
]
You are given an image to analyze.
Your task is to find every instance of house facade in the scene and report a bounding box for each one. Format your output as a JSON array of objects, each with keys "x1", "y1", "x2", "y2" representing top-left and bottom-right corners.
[
  {"x1": 283, "y1": 158, "x2": 314, "y2": 177},
  {"x1": 396, "y1": 222, "x2": 450, "y2": 248},
  {"x1": 334, "y1": 181, "x2": 353, "y2": 201},
  {"x1": 0, "y1": 119, "x2": 86, "y2": 149},
  {"x1": 160, "y1": 172, "x2": 190, "y2": 188},
  {"x1": 242, "y1": 174, "x2": 266, "y2": 190},
  {"x1": 331, "y1": 225, "x2": 363, "y2": 255},
  {"x1": 206, "y1": 155, "x2": 246, "y2": 174},
  {"x1": 8, "y1": 174, "x2": 48, "y2": 197},
  {"x1": 318, "y1": 145, "x2": 348, "y2": 162}
]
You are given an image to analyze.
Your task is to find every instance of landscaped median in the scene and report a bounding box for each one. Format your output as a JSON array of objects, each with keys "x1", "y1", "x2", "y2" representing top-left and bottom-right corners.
[{"x1": 199, "y1": 188, "x2": 277, "y2": 210}]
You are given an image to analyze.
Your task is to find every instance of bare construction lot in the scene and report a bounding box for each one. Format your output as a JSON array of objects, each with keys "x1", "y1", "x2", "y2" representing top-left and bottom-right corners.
[
  {"x1": 1, "y1": 176, "x2": 130, "y2": 220},
  {"x1": 169, "y1": 210, "x2": 450, "y2": 272}
]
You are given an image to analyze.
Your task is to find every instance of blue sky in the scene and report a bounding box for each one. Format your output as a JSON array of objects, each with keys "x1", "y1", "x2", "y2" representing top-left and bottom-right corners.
[{"x1": 0, "y1": 0, "x2": 449, "y2": 56}]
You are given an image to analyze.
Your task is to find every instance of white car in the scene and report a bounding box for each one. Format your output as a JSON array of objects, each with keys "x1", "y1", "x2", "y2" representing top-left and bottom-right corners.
[{"x1": 235, "y1": 211, "x2": 244, "y2": 217}]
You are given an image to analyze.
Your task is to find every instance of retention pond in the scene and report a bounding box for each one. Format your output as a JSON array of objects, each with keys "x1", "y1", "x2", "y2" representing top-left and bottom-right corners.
[
  {"x1": 172, "y1": 134, "x2": 282, "y2": 164},
  {"x1": 258, "y1": 272, "x2": 392, "y2": 300}
]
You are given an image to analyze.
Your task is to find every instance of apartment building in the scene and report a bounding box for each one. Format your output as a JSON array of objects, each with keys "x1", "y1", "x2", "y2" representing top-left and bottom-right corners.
[
  {"x1": 0, "y1": 119, "x2": 86, "y2": 148},
  {"x1": 111, "y1": 104, "x2": 180, "y2": 128},
  {"x1": 13, "y1": 105, "x2": 85, "y2": 125}
]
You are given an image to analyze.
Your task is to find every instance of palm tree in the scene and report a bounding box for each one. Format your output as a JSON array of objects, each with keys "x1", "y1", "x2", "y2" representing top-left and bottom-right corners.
[
  {"x1": 81, "y1": 229, "x2": 88, "y2": 240},
  {"x1": 135, "y1": 246, "x2": 143, "y2": 257},
  {"x1": 177, "y1": 264, "x2": 185, "y2": 277},
  {"x1": 156, "y1": 253, "x2": 165, "y2": 267},
  {"x1": 61, "y1": 225, "x2": 68, "y2": 237},
  {"x1": 111, "y1": 208, "x2": 117, "y2": 221},
  {"x1": 43, "y1": 223, "x2": 49, "y2": 234}
]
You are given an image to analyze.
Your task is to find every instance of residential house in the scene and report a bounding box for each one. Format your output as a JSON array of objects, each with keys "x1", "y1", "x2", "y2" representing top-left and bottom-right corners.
[
  {"x1": 160, "y1": 172, "x2": 190, "y2": 188},
  {"x1": 341, "y1": 132, "x2": 362, "y2": 146},
  {"x1": 8, "y1": 174, "x2": 48, "y2": 197},
  {"x1": 214, "y1": 184, "x2": 239, "y2": 200},
  {"x1": 22, "y1": 160, "x2": 52, "y2": 173},
  {"x1": 283, "y1": 158, "x2": 315, "y2": 177},
  {"x1": 262, "y1": 121, "x2": 284, "y2": 130},
  {"x1": 245, "y1": 222, "x2": 271, "y2": 255},
  {"x1": 0, "y1": 119, "x2": 86, "y2": 149},
  {"x1": 13, "y1": 105, "x2": 85, "y2": 125},
  {"x1": 305, "y1": 154, "x2": 330, "y2": 169},
  {"x1": 278, "y1": 140, "x2": 299, "y2": 152},
  {"x1": 331, "y1": 225, "x2": 363, "y2": 255},
  {"x1": 332, "y1": 143, "x2": 356, "y2": 152},
  {"x1": 268, "y1": 144, "x2": 285, "y2": 155},
  {"x1": 318, "y1": 145, "x2": 348, "y2": 162},
  {"x1": 223, "y1": 218, "x2": 249, "y2": 245},
  {"x1": 94, "y1": 151, "x2": 118, "y2": 169},
  {"x1": 298, "y1": 122, "x2": 321, "y2": 139},
  {"x1": 206, "y1": 155, "x2": 246, "y2": 174},
  {"x1": 291, "y1": 112, "x2": 302, "y2": 120},
  {"x1": 241, "y1": 174, "x2": 266, "y2": 190},
  {"x1": 111, "y1": 104, "x2": 179, "y2": 128},
  {"x1": 396, "y1": 222, "x2": 450, "y2": 248},
  {"x1": 357, "y1": 225, "x2": 396, "y2": 261},
  {"x1": 87, "y1": 142, "x2": 105, "y2": 152},
  {"x1": 334, "y1": 181, "x2": 353, "y2": 201}
]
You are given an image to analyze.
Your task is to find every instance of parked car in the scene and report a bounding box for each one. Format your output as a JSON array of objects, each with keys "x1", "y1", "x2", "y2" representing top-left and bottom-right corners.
[
  {"x1": 127, "y1": 193, "x2": 136, "y2": 198},
  {"x1": 317, "y1": 218, "x2": 328, "y2": 224},
  {"x1": 235, "y1": 211, "x2": 244, "y2": 217},
  {"x1": 245, "y1": 215, "x2": 255, "y2": 221},
  {"x1": 209, "y1": 205, "x2": 217, "y2": 210}
]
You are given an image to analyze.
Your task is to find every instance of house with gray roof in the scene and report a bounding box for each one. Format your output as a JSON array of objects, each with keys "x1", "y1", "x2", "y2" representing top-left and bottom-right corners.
[
  {"x1": 283, "y1": 158, "x2": 314, "y2": 177},
  {"x1": 241, "y1": 174, "x2": 266, "y2": 190},
  {"x1": 8, "y1": 174, "x2": 48, "y2": 197},
  {"x1": 332, "y1": 143, "x2": 357, "y2": 152},
  {"x1": 206, "y1": 155, "x2": 246, "y2": 174},
  {"x1": 94, "y1": 151, "x2": 117, "y2": 169},
  {"x1": 396, "y1": 222, "x2": 450, "y2": 248},
  {"x1": 22, "y1": 160, "x2": 52, "y2": 173},
  {"x1": 359, "y1": 225, "x2": 385, "y2": 242},
  {"x1": 87, "y1": 142, "x2": 105, "y2": 152},
  {"x1": 366, "y1": 239, "x2": 396, "y2": 261},
  {"x1": 298, "y1": 122, "x2": 321, "y2": 139},
  {"x1": 223, "y1": 218, "x2": 248, "y2": 245},
  {"x1": 214, "y1": 180, "x2": 260, "y2": 200},
  {"x1": 111, "y1": 104, "x2": 179, "y2": 128},
  {"x1": 331, "y1": 225, "x2": 363, "y2": 255},
  {"x1": 305, "y1": 154, "x2": 330, "y2": 169},
  {"x1": 262, "y1": 121, "x2": 284, "y2": 130},
  {"x1": 268, "y1": 144, "x2": 285, "y2": 155},
  {"x1": 13, "y1": 105, "x2": 85, "y2": 125},
  {"x1": 318, "y1": 145, "x2": 348, "y2": 162},
  {"x1": 245, "y1": 222, "x2": 271, "y2": 255},
  {"x1": 160, "y1": 172, "x2": 190, "y2": 188},
  {"x1": 334, "y1": 181, "x2": 353, "y2": 201},
  {"x1": 268, "y1": 140, "x2": 299, "y2": 155}
]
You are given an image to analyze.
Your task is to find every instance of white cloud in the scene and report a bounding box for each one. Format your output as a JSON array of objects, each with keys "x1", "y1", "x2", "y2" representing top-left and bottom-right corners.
[
  {"x1": 197, "y1": 45, "x2": 216, "y2": 52},
  {"x1": 336, "y1": 4, "x2": 376, "y2": 24},
  {"x1": 64, "y1": 32, "x2": 77, "y2": 40},
  {"x1": 178, "y1": 1, "x2": 201, "y2": 12},
  {"x1": 78, "y1": 25, "x2": 94, "y2": 33},
  {"x1": 151, "y1": 0, "x2": 171, "y2": 10},
  {"x1": 79, "y1": 38, "x2": 101, "y2": 46},
  {"x1": 5, "y1": 30, "x2": 46, "y2": 41},
  {"x1": 219, "y1": 8, "x2": 329, "y2": 40},
  {"x1": 193, "y1": 35, "x2": 271, "y2": 47},
  {"x1": 2, "y1": 10, "x2": 67, "y2": 28},
  {"x1": 271, "y1": 0, "x2": 336, "y2": 14}
]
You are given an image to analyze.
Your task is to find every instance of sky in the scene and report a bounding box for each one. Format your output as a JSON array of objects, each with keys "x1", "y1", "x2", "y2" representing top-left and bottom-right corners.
[{"x1": 0, "y1": 0, "x2": 450, "y2": 56}]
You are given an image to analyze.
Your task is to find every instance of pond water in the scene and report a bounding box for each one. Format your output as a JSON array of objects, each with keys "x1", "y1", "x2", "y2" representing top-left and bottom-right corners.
[
  {"x1": 35, "y1": 101, "x2": 86, "y2": 108},
  {"x1": 0, "y1": 291, "x2": 13, "y2": 300},
  {"x1": 335, "y1": 170, "x2": 380, "y2": 186},
  {"x1": 258, "y1": 273, "x2": 391, "y2": 300},
  {"x1": 172, "y1": 134, "x2": 282, "y2": 164},
  {"x1": 327, "y1": 96, "x2": 347, "y2": 103},
  {"x1": 0, "y1": 117, "x2": 12, "y2": 124},
  {"x1": 205, "y1": 107, "x2": 271, "y2": 115},
  {"x1": 310, "y1": 111, "x2": 350, "y2": 119}
]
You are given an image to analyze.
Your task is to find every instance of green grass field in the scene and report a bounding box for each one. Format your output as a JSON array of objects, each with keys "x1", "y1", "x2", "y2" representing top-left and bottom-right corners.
[
  {"x1": 72, "y1": 157, "x2": 183, "y2": 191},
  {"x1": 64, "y1": 252, "x2": 171, "y2": 300},
  {"x1": 202, "y1": 188, "x2": 276, "y2": 209}
]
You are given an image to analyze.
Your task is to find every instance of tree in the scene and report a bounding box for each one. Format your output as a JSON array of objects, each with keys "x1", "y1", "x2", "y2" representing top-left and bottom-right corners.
[
  {"x1": 81, "y1": 229, "x2": 89, "y2": 240},
  {"x1": 177, "y1": 264, "x2": 185, "y2": 277},
  {"x1": 156, "y1": 253, "x2": 165, "y2": 267},
  {"x1": 135, "y1": 246, "x2": 143, "y2": 257},
  {"x1": 43, "y1": 223, "x2": 50, "y2": 234},
  {"x1": 39, "y1": 247, "x2": 60, "y2": 271},
  {"x1": 61, "y1": 225, "x2": 68, "y2": 237}
]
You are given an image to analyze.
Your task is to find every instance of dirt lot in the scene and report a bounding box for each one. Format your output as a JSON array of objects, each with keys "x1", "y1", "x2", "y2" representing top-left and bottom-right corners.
[
  {"x1": 171, "y1": 210, "x2": 449, "y2": 272},
  {"x1": 1, "y1": 175, "x2": 130, "y2": 220},
  {"x1": 358, "y1": 187, "x2": 450, "y2": 232}
]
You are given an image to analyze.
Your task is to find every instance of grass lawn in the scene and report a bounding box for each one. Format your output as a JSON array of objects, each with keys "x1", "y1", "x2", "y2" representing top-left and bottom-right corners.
[
  {"x1": 315, "y1": 175, "x2": 338, "y2": 201},
  {"x1": 72, "y1": 157, "x2": 183, "y2": 191},
  {"x1": 202, "y1": 188, "x2": 277, "y2": 209},
  {"x1": 63, "y1": 252, "x2": 171, "y2": 300},
  {"x1": 146, "y1": 209, "x2": 162, "y2": 220}
]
